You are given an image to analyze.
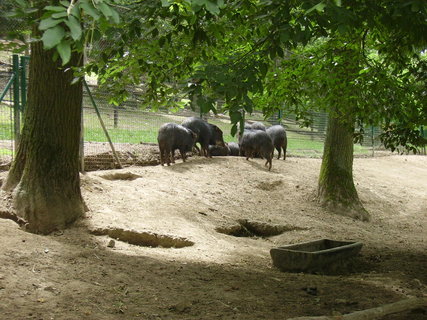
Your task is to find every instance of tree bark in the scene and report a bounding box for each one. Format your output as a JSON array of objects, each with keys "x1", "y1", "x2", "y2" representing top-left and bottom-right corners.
[
  {"x1": 2, "y1": 31, "x2": 85, "y2": 234},
  {"x1": 318, "y1": 110, "x2": 370, "y2": 221}
]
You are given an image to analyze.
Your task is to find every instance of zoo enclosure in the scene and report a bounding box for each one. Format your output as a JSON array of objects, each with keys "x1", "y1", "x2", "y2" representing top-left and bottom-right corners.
[{"x1": 0, "y1": 54, "x2": 398, "y2": 170}]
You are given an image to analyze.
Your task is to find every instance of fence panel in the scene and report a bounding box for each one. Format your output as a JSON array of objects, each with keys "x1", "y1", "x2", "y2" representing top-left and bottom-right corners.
[
  {"x1": 0, "y1": 55, "x2": 15, "y2": 166},
  {"x1": 81, "y1": 85, "x2": 386, "y2": 170},
  {"x1": 0, "y1": 54, "x2": 392, "y2": 170}
]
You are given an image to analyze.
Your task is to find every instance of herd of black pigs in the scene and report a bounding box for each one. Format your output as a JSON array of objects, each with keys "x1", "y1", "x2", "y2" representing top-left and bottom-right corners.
[{"x1": 157, "y1": 117, "x2": 287, "y2": 171}]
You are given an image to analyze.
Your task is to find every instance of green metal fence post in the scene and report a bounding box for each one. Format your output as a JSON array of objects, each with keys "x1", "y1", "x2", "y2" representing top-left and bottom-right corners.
[{"x1": 12, "y1": 54, "x2": 21, "y2": 148}]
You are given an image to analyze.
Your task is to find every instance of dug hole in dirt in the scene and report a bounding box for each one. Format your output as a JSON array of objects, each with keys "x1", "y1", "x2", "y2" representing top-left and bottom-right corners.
[{"x1": 0, "y1": 152, "x2": 426, "y2": 320}]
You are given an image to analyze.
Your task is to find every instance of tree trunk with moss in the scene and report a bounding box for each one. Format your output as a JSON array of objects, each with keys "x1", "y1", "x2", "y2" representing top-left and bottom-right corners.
[
  {"x1": 2, "y1": 37, "x2": 85, "y2": 234},
  {"x1": 318, "y1": 110, "x2": 370, "y2": 221}
]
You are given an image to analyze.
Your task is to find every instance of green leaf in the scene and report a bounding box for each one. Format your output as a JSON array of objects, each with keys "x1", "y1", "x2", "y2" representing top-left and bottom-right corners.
[
  {"x1": 98, "y1": 2, "x2": 113, "y2": 17},
  {"x1": 259, "y1": 63, "x2": 268, "y2": 77},
  {"x1": 44, "y1": 5, "x2": 66, "y2": 12},
  {"x1": 358, "y1": 67, "x2": 370, "y2": 75},
  {"x1": 41, "y1": 26, "x2": 66, "y2": 50},
  {"x1": 205, "y1": 1, "x2": 220, "y2": 15},
  {"x1": 39, "y1": 17, "x2": 63, "y2": 31},
  {"x1": 230, "y1": 110, "x2": 241, "y2": 124},
  {"x1": 192, "y1": 0, "x2": 207, "y2": 6},
  {"x1": 269, "y1": 45, "x2": 276, "y2": 59},
  {"x1": 411, "y1": 2, "x2": 420, "y2": 12},
  {"x1": 306, "y1": 2, "x2": 326, "y2": 14},
  {"x1": 52, "y1": 50, "x2": 59, "y2": 62},
  {"x1": 70, "y1": 4, "x2": 81, "y2": 19},
  {"x1": 64, "y1": 15, "x2": 82, "y2": 41},
  {"x1": 80, "y1": 0, "x2": 100, "y2": 20},
  {"x1": 57, "y1": 40, "x2": 71, "y2": 65},
  {"x1": 25, "y1": 8, "x2": 39, "y2": 14},
  {"x1": 231, "y1": 124, "x2": 237, "y2": 136},
  {"x1": 336, "y1": 24, "x2": 348, "y2": 34},
  {"x1": 52, "y1": 11, "x2": 68, "y2": 19},
  {"x1": 276, "y1": 46, "x2": 284, "y2": 58},
  {"x1": 280, "y1": 30, "x2": 291, "y2": 42},
  {"x1": 110, "y1": 9, "x2": 120, "y2": 24},
  {"x1": 244, "y1": 103, "x2": 253, "y2": 114},
  {"x1": 15, "y1": 0, "x2": 26, "y2": 6}
]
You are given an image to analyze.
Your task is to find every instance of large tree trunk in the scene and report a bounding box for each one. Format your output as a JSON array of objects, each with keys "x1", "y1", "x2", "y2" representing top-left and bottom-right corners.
[
  {"x1": 318, "y1": 110, "x2": 370, "y2": 221},
  {"x1": 2, "y1": 35, "x2": 85, "y2": 234}
]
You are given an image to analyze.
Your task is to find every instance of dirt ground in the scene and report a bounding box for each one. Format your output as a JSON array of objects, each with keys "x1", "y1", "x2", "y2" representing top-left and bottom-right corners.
[{"x1": 0, "y1": 153, "x2": 426, "y2": 320}]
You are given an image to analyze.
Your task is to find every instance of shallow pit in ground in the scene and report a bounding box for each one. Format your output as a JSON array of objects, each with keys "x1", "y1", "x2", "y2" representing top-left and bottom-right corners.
[
  {"x1": 216, "y1": 219, "x2": 307, "y2": 237},
  {"x1": 255, "y1": 180, "x2": 283, "y2": 191},
  {"x1": 100, "y1": 172, "x2": 142, "y2": 181},
  {"x1": 91, "y1": 228, "x2": 194, "y2": 248}
]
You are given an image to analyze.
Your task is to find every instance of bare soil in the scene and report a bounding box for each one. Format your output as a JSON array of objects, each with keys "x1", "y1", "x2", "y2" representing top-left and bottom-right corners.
[{"x1": 0, "y1": 154, "x2": 426, "y2": 320}]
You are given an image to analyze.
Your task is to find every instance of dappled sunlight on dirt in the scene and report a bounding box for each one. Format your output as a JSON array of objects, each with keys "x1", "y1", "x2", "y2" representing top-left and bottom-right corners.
[{"x1": 0, "y1": 155, "x2": 426, "y2": 319}]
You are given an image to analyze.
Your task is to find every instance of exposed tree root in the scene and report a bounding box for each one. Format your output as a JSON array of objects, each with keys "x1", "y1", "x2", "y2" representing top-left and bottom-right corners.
[
  {"x1": 0, "y1": 209, "x2": 27, "y2": 227},
  {"x1": 320, "y1": 198, "x2": 370, "y2": 222}
]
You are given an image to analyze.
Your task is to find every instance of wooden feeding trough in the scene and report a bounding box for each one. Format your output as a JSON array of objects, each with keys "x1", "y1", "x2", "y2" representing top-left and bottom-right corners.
[{"x1": 270, "y1": 239, "x2": 363, "y2": 274}]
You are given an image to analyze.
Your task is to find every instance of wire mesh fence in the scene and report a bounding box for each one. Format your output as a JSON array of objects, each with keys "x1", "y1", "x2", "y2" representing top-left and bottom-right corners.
[
  {"x1": 0, "y1": 52, "x2": 390, "y2": 171},
  {"x1": 80, "y1": 84, "x2": 386, "y2": 171},
  {"x1": 0, "y1": 54, "x2": 16, "y2": 166}
]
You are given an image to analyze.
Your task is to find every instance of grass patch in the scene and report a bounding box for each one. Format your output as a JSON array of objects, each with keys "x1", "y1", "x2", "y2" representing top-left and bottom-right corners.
[
  {"x1": 0, "y1": 123, "x2": 13, "y2": 140},
  {"x1": 84, "y1": 127, "x2": 157, "y2": 144},
  {"x1": 287, "y1": 137, "x2": 324, "y2": 151},
  {"x1": 83, "y1": 108, "x2": 377, "y2": 156},
  {"x1": 0, "y1": 148, "x2": 13, "y2": 156},
  {"x1": 0, "y1": 105, "x2": 14, "y2": 140},
  {"x1": 0, "y1": 104, "x2": 376, "y2": 157}
]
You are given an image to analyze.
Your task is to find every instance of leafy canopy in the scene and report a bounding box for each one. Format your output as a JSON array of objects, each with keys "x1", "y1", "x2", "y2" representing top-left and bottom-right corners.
[{"x1": 2, "y1": 0, "x2": 426, "y2": 150}]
